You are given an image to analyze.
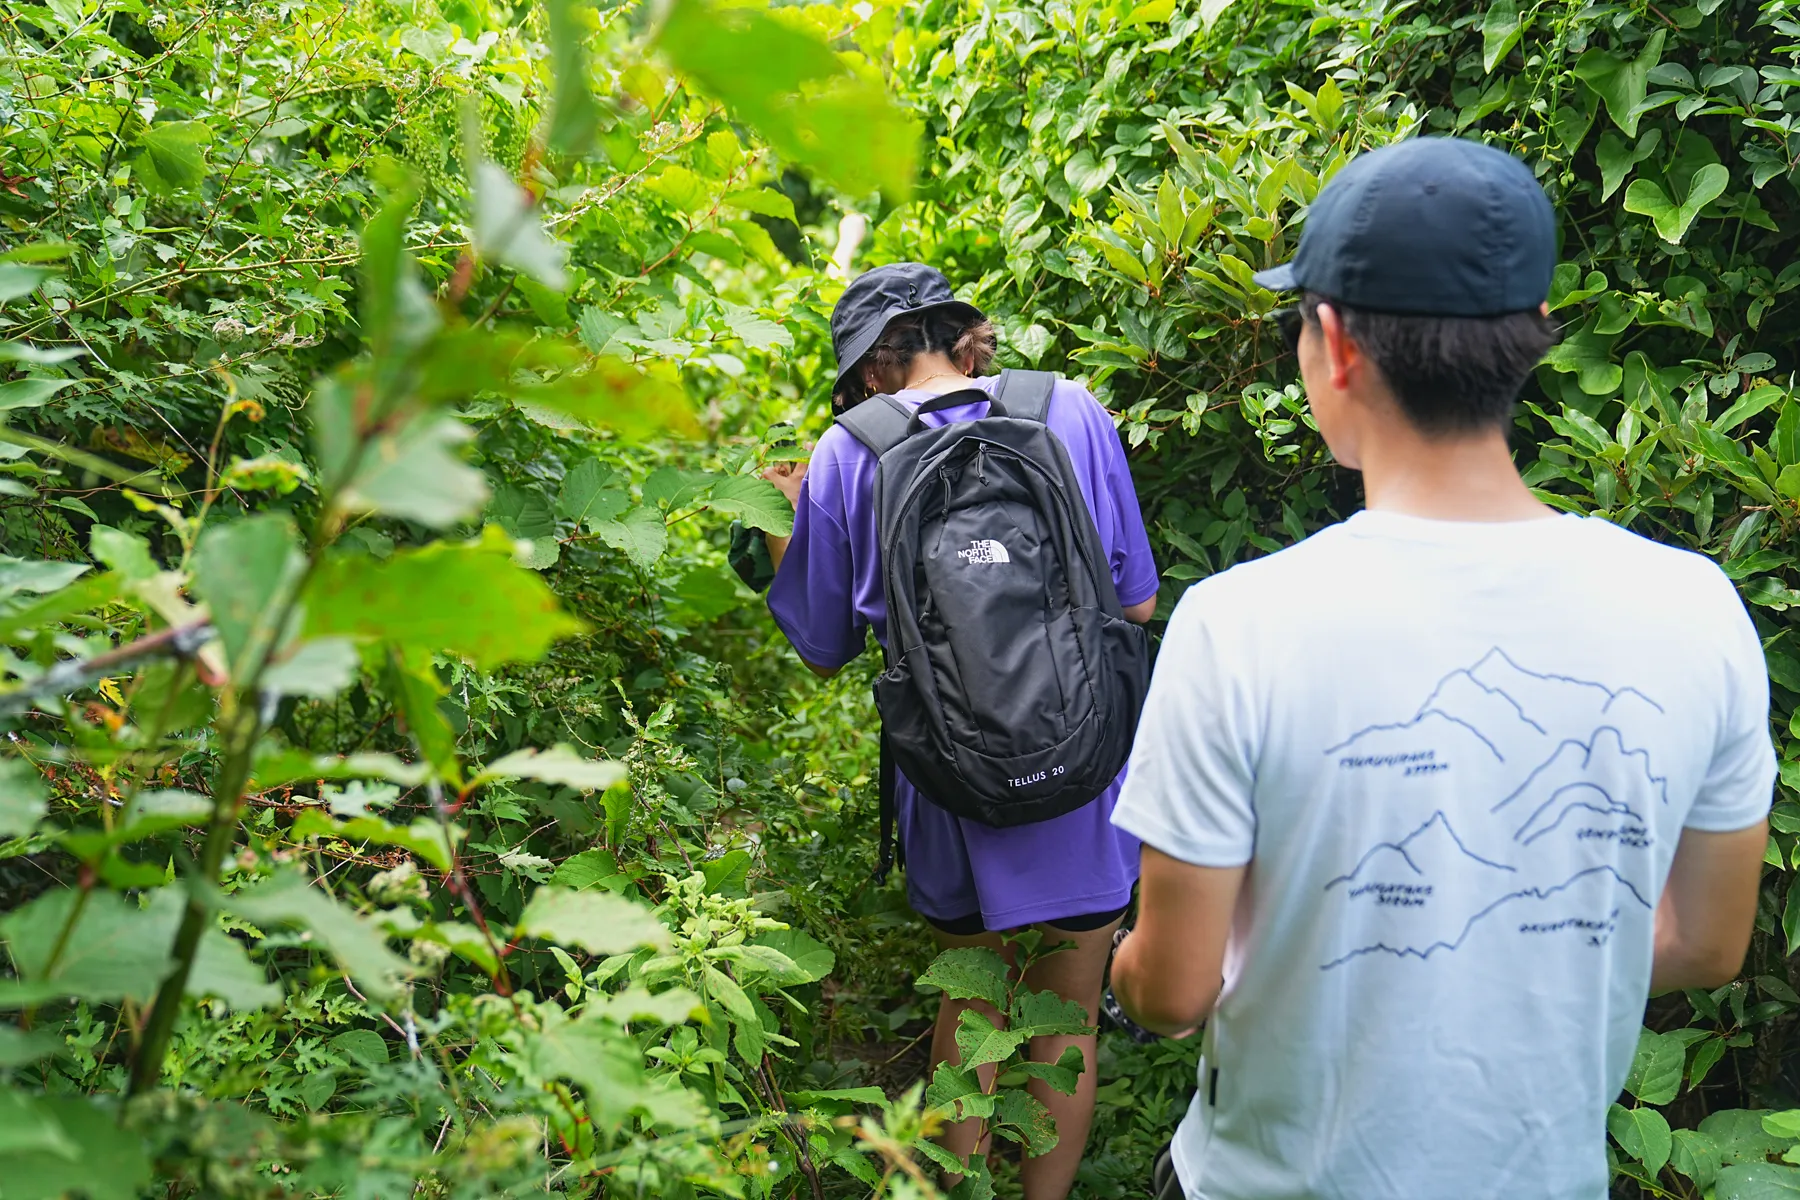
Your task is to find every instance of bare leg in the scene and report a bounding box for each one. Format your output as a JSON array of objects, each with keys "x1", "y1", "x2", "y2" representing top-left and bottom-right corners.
[{"x1": 1017, "y1": 917, "x2": 1122, "y2": 1200}]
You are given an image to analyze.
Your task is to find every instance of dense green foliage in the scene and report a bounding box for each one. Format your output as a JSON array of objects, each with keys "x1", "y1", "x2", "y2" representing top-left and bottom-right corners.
[{"x1": 5, "y1": 0, "x2": 1800, "y2": 1197}]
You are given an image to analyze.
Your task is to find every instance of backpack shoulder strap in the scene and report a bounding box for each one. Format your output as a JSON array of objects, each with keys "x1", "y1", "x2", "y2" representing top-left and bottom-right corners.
[
  {"x1": 835, "y1": 394, "x2": 913, "y2": 457},
  {"x1": 993, "y1": 369, "x2": 1057, "y2": 423}
]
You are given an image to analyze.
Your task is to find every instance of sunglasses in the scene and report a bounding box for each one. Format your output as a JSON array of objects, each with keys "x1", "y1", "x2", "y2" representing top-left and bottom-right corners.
[{"x1": 1271, "y1": 307, "x2": 1304, "y2": 356}]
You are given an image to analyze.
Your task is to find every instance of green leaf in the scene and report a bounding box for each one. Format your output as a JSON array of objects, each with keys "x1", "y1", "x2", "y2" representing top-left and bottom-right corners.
[
  {"x1": 722, "y1": 304, "x2": 793, "y2": 352},
  {"x1": 656, "y1": 0, "x2": 916, "y2": 200},
  {"x1": 0, "y1": 1024, "x2": 58, "y2": 1067},
  {"x1": 135, "y1": 121, "x2": 212, "y2": 194},
  {"x1": 556, "y1": 458, "x2": 629, "y2": 528},
  {"x1": 144, "y1": 890, "x2": 280, "y2": 1010},
  {"x1": 249, "y1": 749, "x2": 430, "y2": 789},
  {"x1": 0, "y1": 264, "x2": 52, "y2": 304},
  {"x1": 992, "y1": 1088, "x2": 1059, "y2": 1157},
  {"x1": 476, "y1": 744, "x2": 627, "y2": 791},
  {"x1": 1481, "y1": 0, "x2": 1523, "y2": 73},
  {"x1": 513, "y1": 357, "x2": 696, "y2": 439},
  {"x1": 1623, "y1": 162, "x2": 1729, "y2": 244},
  {"x1": 472, "y1": 161, "x2": 568, "y2": 288},
  {"x1": 329, "y1": 1028, "x2": 391, "y2": 1067},
  {"x1": 291, "y1": 808, "x2": 457, "y2": 872},
  {"x1": 1701, "y1": 1109, "x2": 1791, "y2": 1167},
  {"x1": 489, "y1": 483, "x2": 559, "y2": 569},
  {"x1": 224, "y1": 868, "x2": 412, "y2": 1000},
  {"x1": 0, "y1": 557, "x2": 88, "y2": 602},
  {"x1": 1007, "y1": 1044, "x2": 1086, "y2": 1096},
  {"x1": 1574, "y1": 29, "x2": 1667, "y2": 137},
  {"x1": 705, "y1": 474, "x2": 795, "y2": 536},
  {"x1": 261, "y1": 636, "x2": 360, "y2": 699},
  {"x1": 1625, "y1": 1027, "x2": 1687, "y2": 1105},
  {"x1": 0, "y1": 889, "x2": 171, "y2": 1007},
  {"x1": 750, "y1": 928, "x2": 833, "y2": 984},
  {"x1": 0, "y1": 1089, "x2": 78, "y2": 1158},
  {"x1": 0, "y1": 377, "x2": 76, "y2": 412},
  {"x1": 925, "y1": 1061, "x2": 996, "y2": 1120},
  {"x1": 1594, "y1": 129, "x2": 1661, "y2": 201},
  {"x1": 1715, "y1": 1162, "x2": 1800, "y2": 1198},
  {"x1": 0, "y1": 1096, "x2": 152, "y2": 1200},
  {"x1": 549, "y1": 848, "x2": 627, "y2": 891},
  {"x1": 724, "y1": 187, "x2": 797, "y2": 222},
  {"x1": 0, "y1": 759, "x2": 46, "y2": 839},
  {"x1": 1064, "y1": 149, "x2": 1117, "y2": 198},
  {"x1": 304, "y1": 530, "x2": 584, "y2": 669},
  {"x1": 516, "y1": 886, "x2": 669, "y2": 954},
  {"x1": 1672, "y1": 1128, "x2": 1722, "y2": 1188},
  {"x1": 1609, "y1": 1103, "x2": 1672, "y2": 1175},
  {"x1": 586, "y1": 985, "x2": 704, "y2": 1026},
  {"x1": 594, "y1": 505, "x2": 668, "y2": 568},
  {"x1": 1542, "y1": 321, "x2": 1621, "y2": 395},
  {"x1": 529, "y1": 1010, "x2": 709, "y2": 1132},
  {"x1": 191, "y1": 514, "x2": 305, "y2": 678},
  {"x1": 543, "y1": 0, "x2": 599, "y2": 154},
  {"x1": 1715, "y1": 386, "x2": 1786, "y2": 435},
  {"x1": 953, "y1": 1007, "x2": 1028, "y2": 1069},
  {"x1": 1199, "y1": 0, "x2": 1235, "y2": 28},
  {"x1": 918, "y1": 946, "x2": 1011, "y2": 1009},
  {"x1": 338, "y1": 412, "x2": 489, "y2": 528},
  {"x1": 1124, "y1": 0, "x2": 1176, "y2": 26},
  {"x1": 1009, "y1": 986, "x2": 1093, "y2": 1036}
]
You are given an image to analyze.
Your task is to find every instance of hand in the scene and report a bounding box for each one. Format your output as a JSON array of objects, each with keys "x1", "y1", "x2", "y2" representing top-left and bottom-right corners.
[{"x1": 761, "y1": 460, "x2": 807, "y2": 507}]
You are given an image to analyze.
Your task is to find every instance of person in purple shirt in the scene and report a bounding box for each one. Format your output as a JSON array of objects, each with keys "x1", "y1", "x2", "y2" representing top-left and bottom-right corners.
[{"x1": 759, "y1": 264, "x2": 1159, "y2": 1200}]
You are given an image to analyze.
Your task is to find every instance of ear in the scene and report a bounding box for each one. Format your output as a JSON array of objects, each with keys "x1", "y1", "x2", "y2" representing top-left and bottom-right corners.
[{"x1": 1316, "y1": 302, "x2": 1358, "y2": 392}]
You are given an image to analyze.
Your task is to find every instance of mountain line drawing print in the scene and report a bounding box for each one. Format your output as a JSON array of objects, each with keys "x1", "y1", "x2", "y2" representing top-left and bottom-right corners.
[{"x1": 1318, "y1": 649, "x2": 1666, "y2": 970}]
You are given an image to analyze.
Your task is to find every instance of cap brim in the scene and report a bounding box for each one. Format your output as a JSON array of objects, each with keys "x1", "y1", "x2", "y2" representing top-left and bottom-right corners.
[
  {"x1": 832, "y1": 299, "x2": 985, "y2": 385},
  {"x1": 1251, "y1": 262, "x2": 1299, "y2": 291}
]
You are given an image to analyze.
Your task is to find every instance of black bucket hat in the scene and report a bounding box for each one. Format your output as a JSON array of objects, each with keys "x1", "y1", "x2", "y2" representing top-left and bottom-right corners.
[{"x1": 829, "y1": 263, "x2": 984, "y2": 390}]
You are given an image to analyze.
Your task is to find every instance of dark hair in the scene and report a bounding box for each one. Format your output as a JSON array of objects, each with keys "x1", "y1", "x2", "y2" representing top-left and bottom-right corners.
[
  {"x1": 1299, "y1": 292, "x2": 1559, "y2": 435},
  {"x1": 833, "y1": 309, "x2": 998, "y2": 411}
]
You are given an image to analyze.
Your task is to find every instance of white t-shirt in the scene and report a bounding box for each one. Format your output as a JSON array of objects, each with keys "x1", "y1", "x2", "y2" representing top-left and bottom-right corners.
[{"x1": 1112, "y1": 511, "x2": 1776, "y2": 1200}]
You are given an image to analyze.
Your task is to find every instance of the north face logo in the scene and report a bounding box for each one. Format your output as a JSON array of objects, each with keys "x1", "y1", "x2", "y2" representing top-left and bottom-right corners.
[{"x1": 957, "y1": 539, "x2": 1011, "y2": 565}]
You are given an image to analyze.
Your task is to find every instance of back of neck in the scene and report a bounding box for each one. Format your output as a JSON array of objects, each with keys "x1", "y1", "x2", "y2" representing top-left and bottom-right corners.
[{"x1": 1357, "y1": 425, "x2": 1554, "y2": 523}]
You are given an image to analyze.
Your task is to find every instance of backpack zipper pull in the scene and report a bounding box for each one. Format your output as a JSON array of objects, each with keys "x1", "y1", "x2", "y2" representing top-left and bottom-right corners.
[{"x1": 977, "y1": 444, "x2": 988, "y2": 485}]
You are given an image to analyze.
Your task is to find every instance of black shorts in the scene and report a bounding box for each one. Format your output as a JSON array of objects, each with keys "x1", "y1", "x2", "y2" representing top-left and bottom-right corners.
[{"x1": 923, "y1": 902, "x2": 1130, "y2": 937}]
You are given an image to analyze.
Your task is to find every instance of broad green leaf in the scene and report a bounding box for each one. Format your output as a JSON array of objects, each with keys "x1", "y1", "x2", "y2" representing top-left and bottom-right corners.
[
  {"x1": 1124, "y1": 0, "x2": 1176, "y2": 26},
  {"x1": 291, "y1": 808, "x2": 457, "y2": 872},
  {"x1": 249, "y1": 749, "x2": 430, "y2": 789},
  {"x1": 0, "y1": 556, "x2": 88, "y2": 602},
  {"x1": 0, "y1": 759, "x2": 46, "y2": 838},
  {"x1": 386, "y1": 647, "x2": 461, "y2": 781},
  {"x1": 472, "y1": 160, "x2": 568, "y2": 288},
  {"x1": 0, "y1": 1096, "x2": 151, "y2": 1200},
  {"x1": 644, "y1": 466, "x2": 713, "y2": 510},
  {"x1": 1623, "y1": 163, "x2": 1729, "y2": 244},
  {"x1": 1002, "y1": 1043, "x2": 1086, "y2": 1096},
  {"x1": 953, "y1": 1007, "x2": 1028, "y2": 1069},
  {"x1": 992, "y1": 1088, "x2": 1059, "y2": 1157},
  {"x1": 529, "y1": 1010, "x2": 709, "y2": 1132},
  {"x1": 191, "y1": 514, "x2": 305, "y2": 677},
  {"x1": 1198, "y1": 0, "x2": 1235, "y2": 27},
  {"x1": 0, "y1": 1024, "x2": 59, "y2": 1066},
  {"x1": 705, "y1": 474, "x2": 795, "y2": 536},
  {"x1": 0, "y1": 1089, "x2": 77, "y2": 1158},
  {"x1": 1481, "y1": 0, "x2": 1522, "y2": 74},
  {"x1": 225, "y1": 868, "x2": 412, "y2": 999},
  {"x1": 0, "y1": 378, "x2": 76, "y2": 412},
  {"x1": 543, "y1": 0, "x2": 599, "y2": 154},
  {"x1": 1624, "y1": 1027, "x2": 1686, "y2": 1105},
  {"x1": 261, "y1": 636, "x2": 360, "y2": 699},
  {"x1": 1064, "y1": 150, "x2": 1117, "y2": 198},
  {"x1": 587, "y1": 985, "x2": 704, "y2": 1026},
  {"x1": 722, "y1": 304, "x2": 793, "y2": 351},
  {"x1": 595, "y1": 505, "x2": 668, "y2": 568},
  {"x1": 144, "y1": 890, "x2": 280, "y2": 1010},
  {"x1": 1701, "y1": 1109, "x2": 1790, "y2": 1167},
  {"x1": 304, "y1": 530, "x2": 584, "y2": 669},
  {"x1": 1574, "y1": 29, "x2": 1667, "y2": 137},
  {"x1": 1716, "y1": 385, "x2": 1786, "y2": 435},
  {"x1": 513, "y1": 357, "x2": 697, "y2": 439},
  {"x1": 1716, "y1": 1162, "x2": 1800, "y2": 1198},
  {"x1": 1775, "y1": 402, "x2": 1800, "y2": 466},
  {"x1": 750, "y1": 928, "x2": 834, "y2": 984},
  {"x1": 516, "y1": 886, "x2": 669, "y2": 954},
  {"x1": 58, "y1": 789, "x2": 211, "y2": 860},
  {"x1": 925, "y1": 1061, "x2": 996, "y2": 1120},
  {"x1": 1542, "y1": 321, "x2": 1621, "y2": 395},
  {"x1": 339, "y1": 412, "x2": 489, "y2": 528},
  {"x1": 477, "y1": 745, "x2": 627, "y2": 791},
  {"x1": 1009, "y1": 986, "x2": 1093, "y2": 1036},
  {"x1": 329, "y1": 1028, "x2": 390, "y2": 1067},
  {"x1": 786, "y1": 1085, "x2": 888, "y2": 1107},
  {"x1": 918, "y1": 946, "x2": 1011, "y2": 1009},
  {"x1": 724, "y1": 187, "x2": 797, "y2": 222},
  {"x1": 1767, "y1": 1111, "x2": 1800, "y2": 1139},
  {"x1": 656, "y1": 0, "x2": 917, "y2": 200},
  {"x1": 0, "y1": 264, "x2": 52, "y2": 304},
  {"x1": 1672, "y1": 1128, "x2": 1722, "y2": 1188},
  {"x1": 489, "y1": 483, "x2": 560, "y2": 569},
  {"x1": 1594, "y1": 129, "x2": 1661, "y2": 201},
  {"x1": 0, "y1": 888, "x2": 172, "y2": 1007},
  {"x1": 135, "y1": 121, "x2": 212, "y2": 194},
  {"x1": 1609, "y1": 1103, "x2": 1671, "y2": 1175},
  {"x1": 549, "y1": 848, "x2": 628, "y2": 892},
  {"x1": 556, "y1": 458, "x2": 629, "y2": 528},
  {"x1": 89, "y1": 525, "x2": 157, "y2": 581}
]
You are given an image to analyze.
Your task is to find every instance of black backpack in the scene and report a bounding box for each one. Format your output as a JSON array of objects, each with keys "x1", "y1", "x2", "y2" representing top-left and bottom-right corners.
[{"x1": 837, "y1": 369, "x2": 1151, "y2": 879}]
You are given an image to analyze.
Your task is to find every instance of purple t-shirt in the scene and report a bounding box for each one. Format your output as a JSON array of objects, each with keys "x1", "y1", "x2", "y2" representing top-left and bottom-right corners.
[{"x1": 767, "y1": 376, "x2": 1159, "y2": 929}]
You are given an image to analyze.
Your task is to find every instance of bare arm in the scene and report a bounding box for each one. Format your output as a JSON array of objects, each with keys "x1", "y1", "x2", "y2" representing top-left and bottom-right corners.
[
  {"x1": 1651, "y1": 820, "x2": 1767, "y2": 994},
  {"x1": 1123, "y1": 594, "x2": 1157, "y2": 623},
  {"x1": 1110, "y1": 845, "x2": 1247, "y2": 1036}
]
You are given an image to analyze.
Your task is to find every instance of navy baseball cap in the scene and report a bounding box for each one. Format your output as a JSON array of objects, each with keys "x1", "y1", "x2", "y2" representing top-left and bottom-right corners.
[
  {"x1": 830, "y1": 263, "x2": 983, "y2": 388},
  {"x1": 1252, "y1": 137, "x2": 1556, "y2": 316}
]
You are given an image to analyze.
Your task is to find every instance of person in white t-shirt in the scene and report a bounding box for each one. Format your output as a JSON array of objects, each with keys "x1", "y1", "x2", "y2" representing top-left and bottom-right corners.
[{"x1": 1108, "y1": 137, "x2": 1776, "y2": 1200}]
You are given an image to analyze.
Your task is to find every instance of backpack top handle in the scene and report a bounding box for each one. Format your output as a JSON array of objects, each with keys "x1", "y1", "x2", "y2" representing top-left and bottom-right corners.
[{"x1": 904, "y1": 387, "x2": 1004, "y2": 435}]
